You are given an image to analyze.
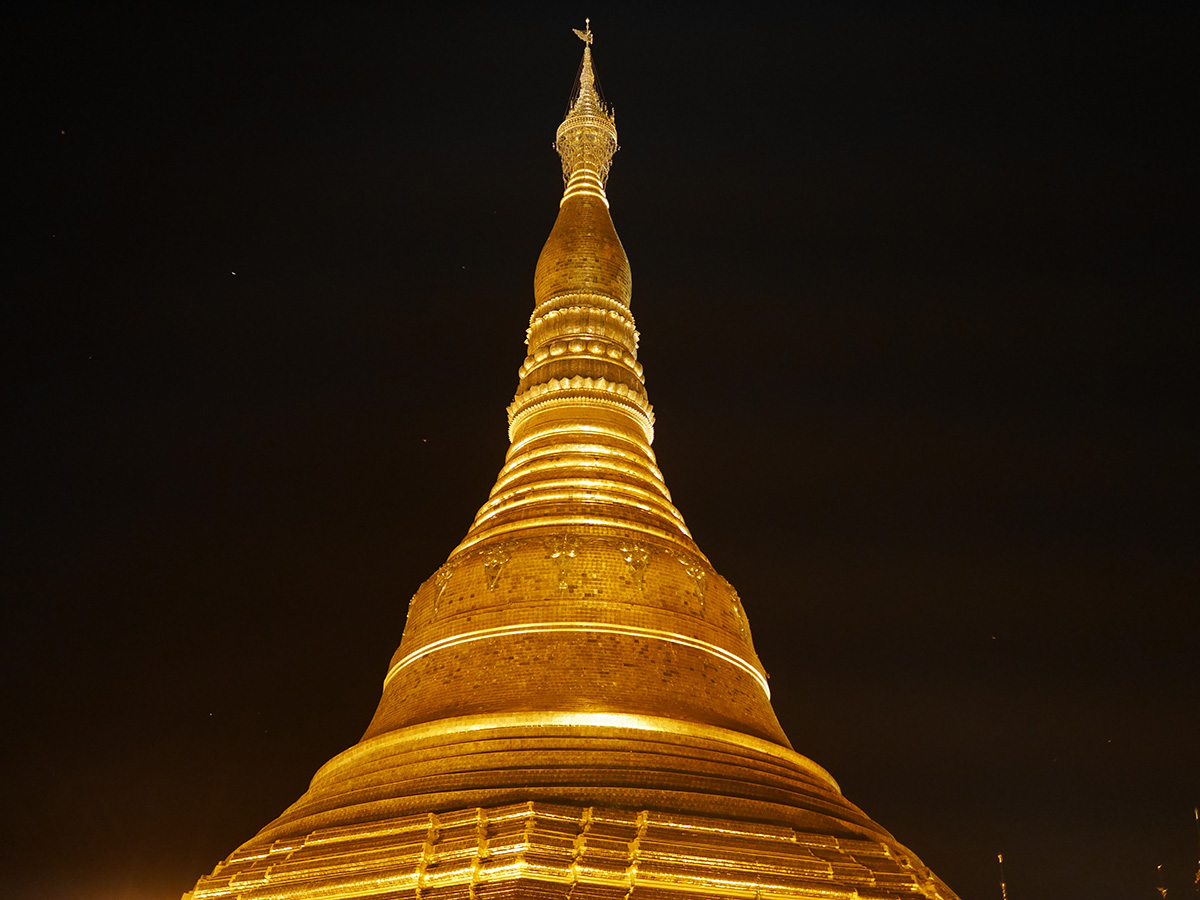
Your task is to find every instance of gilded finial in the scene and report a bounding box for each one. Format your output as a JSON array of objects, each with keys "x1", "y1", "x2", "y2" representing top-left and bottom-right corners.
[{"x1": 554, "y1": 20, "x2": 618, "y2": 202}]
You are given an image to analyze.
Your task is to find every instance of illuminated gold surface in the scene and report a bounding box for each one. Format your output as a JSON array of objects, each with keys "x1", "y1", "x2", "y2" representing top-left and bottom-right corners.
[{"x1": 185, "y1": 25, "x2": 960, "y2": 900}]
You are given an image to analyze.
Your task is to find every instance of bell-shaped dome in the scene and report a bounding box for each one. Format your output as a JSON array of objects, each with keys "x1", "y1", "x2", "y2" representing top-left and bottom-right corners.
[{"x1": 533, "y1": 194, "x2": 632, "y2": 311}]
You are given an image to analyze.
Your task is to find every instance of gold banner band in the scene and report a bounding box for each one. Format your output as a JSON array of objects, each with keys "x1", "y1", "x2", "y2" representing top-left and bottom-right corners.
[{"x1": 385, "y1": 621, "x2": 770, "y2": 697}]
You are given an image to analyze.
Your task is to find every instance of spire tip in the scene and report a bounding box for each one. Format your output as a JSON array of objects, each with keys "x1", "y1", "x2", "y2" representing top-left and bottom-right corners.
[{"x1": 555, "y1": 19, "x2": 617, "y2": 194}]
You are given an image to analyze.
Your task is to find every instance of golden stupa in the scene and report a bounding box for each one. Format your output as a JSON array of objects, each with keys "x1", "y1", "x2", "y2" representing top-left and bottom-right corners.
[{"x1": 186, "y1": 25, "x2": 960, "y2": 900}]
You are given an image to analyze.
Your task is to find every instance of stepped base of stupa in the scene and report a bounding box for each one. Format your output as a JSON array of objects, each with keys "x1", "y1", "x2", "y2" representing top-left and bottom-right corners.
[{"x1": 186, "y1": 799, "x2": 956, "y2": 900}]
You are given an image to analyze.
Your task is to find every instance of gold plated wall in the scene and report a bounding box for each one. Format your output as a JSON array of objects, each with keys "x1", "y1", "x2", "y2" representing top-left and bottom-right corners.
[{"x1": 184, "y1": 26, "x2": 960, "y2": 900}]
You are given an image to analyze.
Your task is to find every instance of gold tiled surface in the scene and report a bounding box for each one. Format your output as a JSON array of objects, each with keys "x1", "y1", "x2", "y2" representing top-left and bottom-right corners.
[
  {"x1": 531, "y1": 193, "x2": 632, "y2": 317},
  {"x1": 186, "y1": 801, "x2": 958, "y2": 900},
  {"x1": 184, "y1": 30, "x2": 960, "y2": 900}
]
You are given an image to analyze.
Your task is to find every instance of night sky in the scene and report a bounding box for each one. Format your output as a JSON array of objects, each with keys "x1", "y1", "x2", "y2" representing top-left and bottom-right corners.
[{"x1": 4, "y1": 3, "x2": 1197, "y2": 899}]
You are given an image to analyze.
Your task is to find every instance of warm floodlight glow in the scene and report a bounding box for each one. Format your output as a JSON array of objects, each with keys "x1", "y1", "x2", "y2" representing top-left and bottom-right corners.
[{"x1": 184, "y1": 23, "x2": 962, "y2": 900}]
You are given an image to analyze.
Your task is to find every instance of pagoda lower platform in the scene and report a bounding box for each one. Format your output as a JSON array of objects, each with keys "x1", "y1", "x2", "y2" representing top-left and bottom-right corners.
[{"x1": 187, "y1": 799, "x2": 955, "y2": 900}]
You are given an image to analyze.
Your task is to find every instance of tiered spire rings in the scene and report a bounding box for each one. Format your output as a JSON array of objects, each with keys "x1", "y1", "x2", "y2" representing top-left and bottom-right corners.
[{"x1": 455, "y1": 25, "x2": 688, "y2": 556}]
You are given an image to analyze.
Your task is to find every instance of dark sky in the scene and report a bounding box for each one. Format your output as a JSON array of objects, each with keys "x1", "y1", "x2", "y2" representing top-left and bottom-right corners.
[{"x1": 4, "y1": 3, "x2": 1197, "y2": 899}]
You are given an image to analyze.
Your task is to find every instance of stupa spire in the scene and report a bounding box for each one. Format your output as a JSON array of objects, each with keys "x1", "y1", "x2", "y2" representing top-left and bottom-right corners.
[{"x1": 454, "y1": 23, "x2": 692, "y2": 557}]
